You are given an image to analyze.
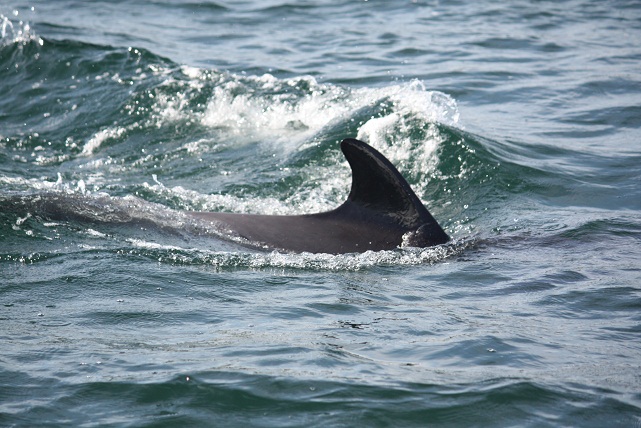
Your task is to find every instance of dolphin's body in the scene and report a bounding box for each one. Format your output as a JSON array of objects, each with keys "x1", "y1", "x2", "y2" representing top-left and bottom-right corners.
[{"x1": 187, "y1": 138, "x2": 449, "y2": 253}]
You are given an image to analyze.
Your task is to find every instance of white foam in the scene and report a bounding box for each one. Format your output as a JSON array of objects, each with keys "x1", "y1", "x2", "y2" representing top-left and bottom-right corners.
[
  {"x1": 151, "y1": 238, "x2": 471, "y2": 271},
  {"x1": 85, "y1": 228, "x2": 107, "y2": 238},
  {"x1": 81, "y1": 127, "x2": 126, "y2": 156},
  {"x1": 126, "y1": 238, "x2": 185, "y2": 251},
  {"x1": 197, "y1": 74, "x2": 458, "y2": 156}
]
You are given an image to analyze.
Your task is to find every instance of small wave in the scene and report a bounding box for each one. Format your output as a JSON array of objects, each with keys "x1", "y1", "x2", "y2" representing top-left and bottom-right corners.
[{"x1": 558, "y1": 216, "x2": 641, "y2": 242}]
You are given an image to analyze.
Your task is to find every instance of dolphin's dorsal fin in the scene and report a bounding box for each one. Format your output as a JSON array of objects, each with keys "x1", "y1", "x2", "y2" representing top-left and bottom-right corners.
[
  {"x1": 340, "y1": 138, "x2": 448, "y2": 244},
  {"x1": 340, "y1": 138, "x2": 428, "y2": 225}
]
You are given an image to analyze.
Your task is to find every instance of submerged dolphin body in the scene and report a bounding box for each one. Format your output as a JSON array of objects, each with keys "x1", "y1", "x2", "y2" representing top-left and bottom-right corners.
[{"x1": 188, "y1": 138, "x2": 449, "y2": 253}]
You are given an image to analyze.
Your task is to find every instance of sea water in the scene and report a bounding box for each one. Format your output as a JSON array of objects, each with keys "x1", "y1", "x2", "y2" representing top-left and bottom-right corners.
[{"x1": 1, "y1": 1, "x2": 640, "y2": 426}]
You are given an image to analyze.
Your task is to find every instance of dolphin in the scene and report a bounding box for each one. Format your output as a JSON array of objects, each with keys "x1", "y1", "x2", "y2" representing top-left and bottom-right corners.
[
  {"x1": 2, "y1": 139, "x2": 449, "y2": 254},
  {"x1": 187, "y1": 138, "x2": 449, "y2": 253}
]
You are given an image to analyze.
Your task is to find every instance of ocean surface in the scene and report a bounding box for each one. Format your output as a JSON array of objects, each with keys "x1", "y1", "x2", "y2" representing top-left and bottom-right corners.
[{"x1": 1, "y1": 1, "x2": 641, "y2": 426}]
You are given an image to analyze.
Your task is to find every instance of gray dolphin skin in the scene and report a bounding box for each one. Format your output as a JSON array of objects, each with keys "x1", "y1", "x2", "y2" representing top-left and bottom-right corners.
[{"x1": 188, "y1": 138, "x2": 449, "y2": 253}]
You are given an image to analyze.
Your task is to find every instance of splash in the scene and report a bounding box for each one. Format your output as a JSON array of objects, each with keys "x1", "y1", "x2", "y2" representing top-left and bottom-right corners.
[
  {"x1": 77, "y1": 67, "x2": 460, "y2": 215},
  {"x1": 196, "y1": 72, "x2": 459, "y2": 152},
  {"x1": 0, "y1": 11, "x2": 43, "y2": 47}
]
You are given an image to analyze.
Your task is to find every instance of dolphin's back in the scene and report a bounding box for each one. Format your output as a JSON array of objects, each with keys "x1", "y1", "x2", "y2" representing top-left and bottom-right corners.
[{"x1": 190, "y1": 139, "x2": 449, "y2": 253}]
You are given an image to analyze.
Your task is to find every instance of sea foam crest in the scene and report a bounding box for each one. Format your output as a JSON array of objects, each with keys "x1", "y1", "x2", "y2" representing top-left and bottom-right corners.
[{"x1": 197, "y1": 72, "x2": 459, "y2": 151}]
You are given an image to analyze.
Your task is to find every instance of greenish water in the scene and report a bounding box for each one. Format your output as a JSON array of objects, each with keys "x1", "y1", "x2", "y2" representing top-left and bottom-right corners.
[{"x1": 1, "y1": 1, "x2": 641, "y2": 426}]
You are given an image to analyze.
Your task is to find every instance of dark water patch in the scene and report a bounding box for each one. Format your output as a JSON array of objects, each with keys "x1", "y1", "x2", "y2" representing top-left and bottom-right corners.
[
  {"x1": 541, "y1": 270, "x2": 589, "y2": 285},
  {"x1": 0, "y1": 37, "x2": 173, "y2": 138},
  {"x1": 440, "y1": 265, "x2": 512, "y2": 295},
  {"x1": 79, "y1": 311, "x2": 180, "y2": 328},
  {"x1": 2, "y1": 373, "x2": 639, "y2": 427},
  {"x1": 254, "y1": 3, "x2": 320, "y2": 14},
  {"x1": 500, "y1": 280, "x2": 557, "y2": 296},
  {"x1": 560, "y1": 218, "x2": 641, "y2": 242},
  {"x1": 562, "y1": 104, "x2": 641, "y2": 130},
  {"x1": 537, "y1": 287, "x2": 641, "y2": 316},
  {"x1": 426, "y1": 336, "x2": 542, "y2": 368},
  {"x1": 602, "y1": 324, "x2": 641, "y2": 334},
  {"x1": 468, "y1": 36, "x2": 563, "y2": 53},
  {"x1": 167, "y1": 1, "x2": 228, "y2": 13}
]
